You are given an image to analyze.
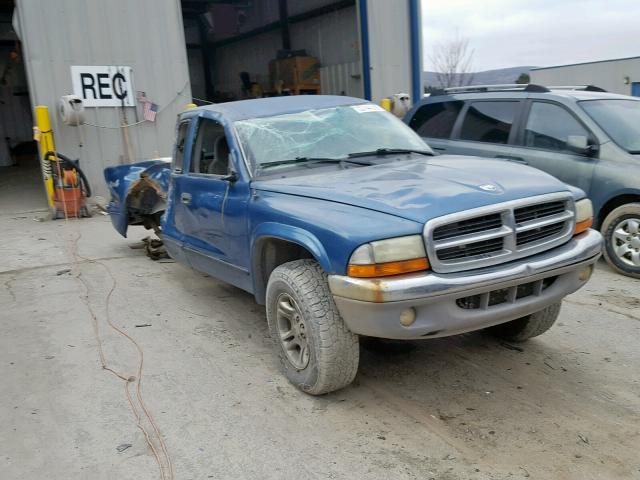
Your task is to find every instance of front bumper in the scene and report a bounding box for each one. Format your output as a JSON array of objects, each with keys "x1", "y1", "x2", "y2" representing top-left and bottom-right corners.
[{"x1": 328, "y1": 229, "x2": 602, "y2": 340}]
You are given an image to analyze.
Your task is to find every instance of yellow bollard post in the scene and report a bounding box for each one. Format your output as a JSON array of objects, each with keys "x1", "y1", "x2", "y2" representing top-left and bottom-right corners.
[
  {"x1": 34, "y1": 105, "x2": 55, "y2": 209},
  {"x1": 380, "y1": 98, "x2": 392, "y2": 112}
]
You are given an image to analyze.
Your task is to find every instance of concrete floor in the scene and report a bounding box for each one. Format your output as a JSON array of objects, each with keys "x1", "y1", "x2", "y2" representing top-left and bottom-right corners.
[{"x1": 1, "y1": 182, "x2": 640, "y2": 479}]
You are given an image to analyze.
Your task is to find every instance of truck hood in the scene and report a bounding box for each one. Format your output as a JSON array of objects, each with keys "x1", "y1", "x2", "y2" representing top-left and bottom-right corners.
[{"x1": 251, "y1": 155, "x2": 574, "y2": 223}]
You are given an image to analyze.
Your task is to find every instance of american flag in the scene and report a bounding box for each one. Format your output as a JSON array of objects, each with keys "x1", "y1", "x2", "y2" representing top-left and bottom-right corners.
[
  {"x1": 137, "y1": 91, "x2": 158, "y2": 122},
  {"x1": 143, "y1": 101, "x2": 158, "y2": 122}
]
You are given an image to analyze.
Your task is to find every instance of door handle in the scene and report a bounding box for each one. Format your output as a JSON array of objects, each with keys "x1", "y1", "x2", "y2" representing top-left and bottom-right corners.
[
  {"x1": 495, "y1": 155, "x2": 528, "y2": 165},
  {"x1": 181, "y1": 193, "x2": 192, "y2": 204}
]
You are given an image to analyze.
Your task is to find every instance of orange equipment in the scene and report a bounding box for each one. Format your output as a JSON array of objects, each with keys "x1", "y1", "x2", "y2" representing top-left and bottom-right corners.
[{"x1": 45, "y1": 151, "x2": 91, "y2": 219}]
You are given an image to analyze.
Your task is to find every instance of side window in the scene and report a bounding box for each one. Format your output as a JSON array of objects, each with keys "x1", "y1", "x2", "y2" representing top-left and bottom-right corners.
[
  {"x1": 174, "y1": 121, "x2": 189, "y2": 172},
  {"x1": 190, "y1": 118, "x2": 230, "y2": 176},
  {"x1": 460, "y1": 101, "x2": 519, "y2": 144},
  {"x1": 409, "y1": 101, "x2": 463, "y2": 138},
  {"x1": 524, "y1": 102, "x2": 589, "y2": 153}
]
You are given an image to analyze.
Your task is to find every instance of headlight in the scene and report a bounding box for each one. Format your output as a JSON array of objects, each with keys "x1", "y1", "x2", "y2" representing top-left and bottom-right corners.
[
  {"x1": 574, "y1": 199, "x2": 593, "y2": 235},
  {"x1": 347, "y1": 235, "x2": 429, "y2": 278}
]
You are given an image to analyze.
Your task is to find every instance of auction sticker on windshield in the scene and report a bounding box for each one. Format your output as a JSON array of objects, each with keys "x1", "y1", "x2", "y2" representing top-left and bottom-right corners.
[{"x1": 352, "y1": 104, "x2": 385, "y2": 113}]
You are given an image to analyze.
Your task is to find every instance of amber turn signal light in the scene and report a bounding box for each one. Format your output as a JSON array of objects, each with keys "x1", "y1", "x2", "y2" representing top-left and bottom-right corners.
[
  {"x1": 574, "y1": 218, "x2": 593, "y2": 236},
  {"x1": 347, "y1": 257, "x2": 430, "y2": 278}
]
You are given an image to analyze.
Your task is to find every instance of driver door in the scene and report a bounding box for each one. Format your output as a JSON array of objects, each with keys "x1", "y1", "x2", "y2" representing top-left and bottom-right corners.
[{"x1": 172, "y1": 114, "x2": 251, "y2": 289}]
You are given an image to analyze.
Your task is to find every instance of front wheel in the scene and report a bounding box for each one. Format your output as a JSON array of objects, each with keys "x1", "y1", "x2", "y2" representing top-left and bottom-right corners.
[
  {"x1": 266, "y1": 260, "x2": 359, "y2": 395},
  {"x1": 601, "y1": 203, "x2": 640, "y2": 278},
  {"x1": 487, "y1": 303, "x2": 561, "y2": 342}
]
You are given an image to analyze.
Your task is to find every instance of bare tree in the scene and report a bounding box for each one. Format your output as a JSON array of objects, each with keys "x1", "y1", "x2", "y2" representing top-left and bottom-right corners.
[{"x1": 429, "y1": 32, "x2": 475, "y2": 88}]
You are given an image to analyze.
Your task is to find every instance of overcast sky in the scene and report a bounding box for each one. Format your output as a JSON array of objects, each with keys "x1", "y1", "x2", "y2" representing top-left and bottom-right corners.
[{"x1": 422, "y1": 0, "x2": 640, "y2": 71}]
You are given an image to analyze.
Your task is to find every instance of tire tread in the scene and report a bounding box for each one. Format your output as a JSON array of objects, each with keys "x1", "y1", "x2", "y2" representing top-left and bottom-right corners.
[
  {"x1": 489, "y1": 303, "x2": 561, "y2": 342},
  {"x1": 267, "y1": 260, "x2": 359, "y2": 395}
]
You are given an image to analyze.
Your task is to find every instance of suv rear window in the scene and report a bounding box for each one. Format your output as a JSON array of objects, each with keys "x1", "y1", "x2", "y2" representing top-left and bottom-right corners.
[
  {"x1": 460, "y1": 101, "x2": 519, "y2": 144},
  {"x1": 409, "y1": 101, "x2": 463, "y2": 139}
]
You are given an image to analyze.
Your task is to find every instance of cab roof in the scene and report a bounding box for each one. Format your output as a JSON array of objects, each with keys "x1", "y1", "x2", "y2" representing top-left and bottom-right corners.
[{"x1": 187, "y1": 95, "x2": 369, "y2": 122}]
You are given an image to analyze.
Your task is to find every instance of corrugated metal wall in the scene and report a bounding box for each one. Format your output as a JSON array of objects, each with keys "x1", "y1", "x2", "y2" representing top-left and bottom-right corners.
[
  {"x1": 14, "y1": 0, "x2": 191, "y2": 198},
  {"x1": 365, "y1": 0, "x2": 413, "y2": 103},
  {"x1": 320, "y1": 61, "x2": 362, "y2": 97},
  {"x1": 196, "y1": 0, "x2": 420, "y2": 103},
  {"x1": 214, "y1": 30, "x2": 283, "y2": 98},
  {"x1": 289, "y1": 6, "x2": 360, "y2": 67},
  {"x1": 291, "y1": 5, "x2": 363, "y2": 97},
  {"x1": 213, "y1": 4, "x2": 362, "y2": 100},
  {"x1": 531, "y1": 58, "x2": 640, "y2": 96}
]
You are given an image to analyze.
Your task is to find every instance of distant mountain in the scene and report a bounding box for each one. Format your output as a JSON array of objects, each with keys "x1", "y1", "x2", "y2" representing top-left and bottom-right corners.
[{"x1": 424, "y1": 66, "x2": 537, "y2": 88}]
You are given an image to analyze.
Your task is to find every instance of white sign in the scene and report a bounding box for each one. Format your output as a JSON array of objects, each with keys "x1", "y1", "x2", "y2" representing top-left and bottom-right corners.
[
  {"x1": 352, "y1": 104, "x2": 385, "y2": 113},
  {"x1": 71, "y1": 66, "x2": 135, "y2": 107}
]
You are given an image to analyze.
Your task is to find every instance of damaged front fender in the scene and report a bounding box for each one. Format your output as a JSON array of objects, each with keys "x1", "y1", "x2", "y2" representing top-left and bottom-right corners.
[{"x1": 104, "y1": 159, "x2": 171, "y2": 237}]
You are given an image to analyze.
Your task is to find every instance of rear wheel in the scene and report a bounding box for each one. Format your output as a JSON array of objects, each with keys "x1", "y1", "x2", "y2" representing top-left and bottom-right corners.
[
  {"x1": 266, "y1": 260, "x2": 359, "y2": 395},
  {"x1": 601, "y1": 203, "x2": 640, "y2": 278},
  {"x1": 488, "y1": 303, "x2": 561, "y2": 342}
]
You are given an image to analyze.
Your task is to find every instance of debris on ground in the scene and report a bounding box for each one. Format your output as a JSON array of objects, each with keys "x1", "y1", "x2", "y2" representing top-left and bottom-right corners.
[
  {"x1": 578, "y1": 434, "x2": 590, "y2": 444},
  {"x1": 135, "y1": 324, "x2": 152, "y2": 328},
  {"x1": 56, "y1": 269, "x2": 71, "y2": 276},
  {"x1": 90, "y1": 203, "x2": 109, "y2": 216},
  {"x1": 129, "y1": 236, "x2": 170, "y2": 261},
  {"x1": 142, "y1": 236, "x2": 169, "y2": 260},
  {"x1": 116, "y1": 443, "x2": 132, "y2": 453}
]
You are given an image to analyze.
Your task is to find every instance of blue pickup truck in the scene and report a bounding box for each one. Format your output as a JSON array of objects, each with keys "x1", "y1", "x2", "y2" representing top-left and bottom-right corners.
[{"x1": 105, "y1": 95, "x2": 602, "y2": 395}]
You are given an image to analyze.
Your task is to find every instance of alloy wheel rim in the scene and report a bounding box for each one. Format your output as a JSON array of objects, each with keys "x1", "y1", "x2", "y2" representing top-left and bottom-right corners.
[
  {"x1": 275, "y1": 293, "x2": 310, "y2": 370},
  {"x1": 612, "y1": 217, "x2": 640, "y2": 267}
]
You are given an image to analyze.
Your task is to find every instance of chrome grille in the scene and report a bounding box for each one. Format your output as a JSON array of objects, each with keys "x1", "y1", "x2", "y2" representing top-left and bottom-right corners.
[
  {"x1": 424, "y1": 193, "x2": 575, "y2": 273},
  {"x1": 433, "y1": 213, "x2": 503, "y2": 241},
  {"x1": 516, "y1": 222, "x2": 564, "y2": 246},
  {"x1": 514, "y1": 201, "x2": 565, "y2": 223},
  {"x1": 437, "y1": 237, "x2": 504, "y2": 261}
]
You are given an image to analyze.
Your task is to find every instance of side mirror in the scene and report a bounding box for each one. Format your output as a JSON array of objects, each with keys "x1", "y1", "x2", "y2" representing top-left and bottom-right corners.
[
  {"x1": 567, "y1": 135, "x2": 598, "y2": 157},
  {"x1": 221, "y1": 171, "x2": 238, "y2": 183}
]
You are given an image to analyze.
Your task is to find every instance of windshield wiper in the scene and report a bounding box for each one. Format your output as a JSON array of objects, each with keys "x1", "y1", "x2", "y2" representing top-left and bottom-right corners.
[
  {"x1": 259, "y1": 157, "x2": 373, "y2": 170},
  {"x1": 347, "y1": 148, "x2": 434, "y2": 158}
]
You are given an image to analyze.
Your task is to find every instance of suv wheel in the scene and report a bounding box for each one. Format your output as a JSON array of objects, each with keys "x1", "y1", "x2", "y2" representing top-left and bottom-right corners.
[
  {"x1": 601, "y1": 203, "x2": 640, "y2": 278},
  {"x1": 266, "y1": 260, "x2": 359, "y2": 395}
]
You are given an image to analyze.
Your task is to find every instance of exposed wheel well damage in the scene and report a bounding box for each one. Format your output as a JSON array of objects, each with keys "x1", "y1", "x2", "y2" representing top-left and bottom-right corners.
[
  {"x1": 253, "y1": 237, "x2": 315, "y2": 304},
  {"x1": 598, "y1": 194, "x2": 640, "y2": 229},
  {"x1": 126, "y1": 173, "x2": 167, "y2": 234}
]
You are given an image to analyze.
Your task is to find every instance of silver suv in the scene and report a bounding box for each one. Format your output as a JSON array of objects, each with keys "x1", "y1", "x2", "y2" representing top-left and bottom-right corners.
[{"x1": 405, "y1": 84, "x2": 640, "y2": 278}]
